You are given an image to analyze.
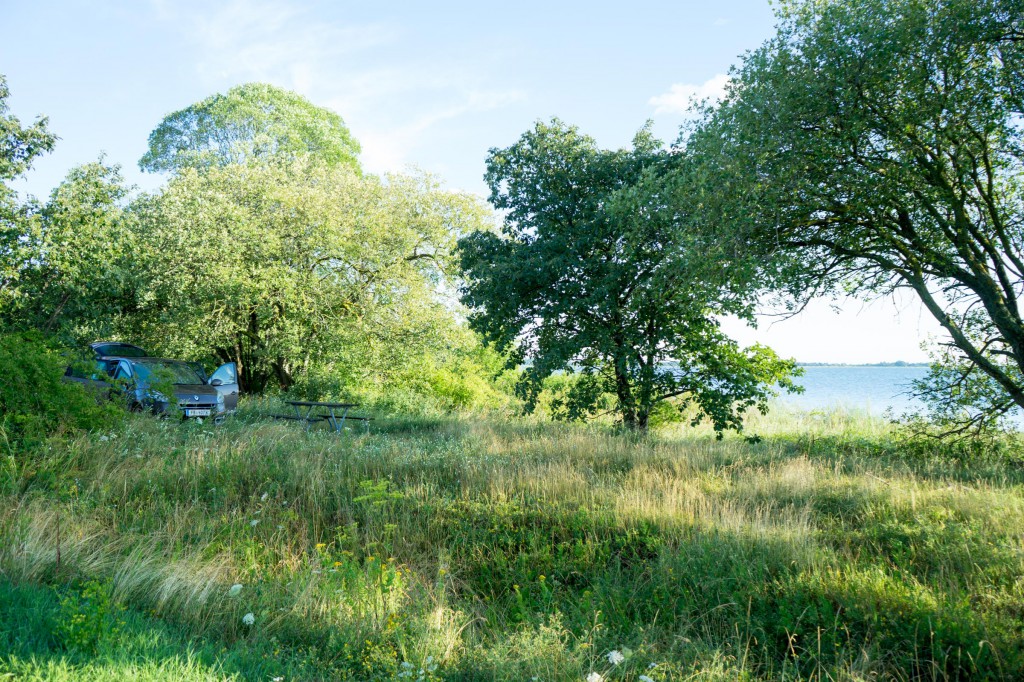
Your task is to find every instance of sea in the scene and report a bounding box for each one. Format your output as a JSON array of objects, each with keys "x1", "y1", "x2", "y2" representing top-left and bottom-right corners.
[{"x1": 777, "y1": 365, "x2": 929, "y2": 415}]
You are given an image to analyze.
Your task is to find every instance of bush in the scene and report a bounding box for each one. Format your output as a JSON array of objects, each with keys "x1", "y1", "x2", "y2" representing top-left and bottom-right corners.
[{"x1": 0, "y1": 332, "x2": 121, "y2": 453}]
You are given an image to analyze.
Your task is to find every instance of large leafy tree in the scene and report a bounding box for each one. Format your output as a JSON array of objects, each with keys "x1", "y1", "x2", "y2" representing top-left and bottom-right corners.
[
  {"x1": 459, "y1": 120, "x2": 798, "y2": 433},
  {"x1": 130, "y1": 160, "x2": 487, "y2": 393},
  {"x1": 139, "y1": 83, "x2": 361, "y2": 173},
  {"x1": 6, "y1": 160, "x2": 133, "y2": 339},
  {"x1": 0, "y1": 74, "x2": 57, "y2": 316},
  {"x1": 688, "y1": 0, "x2": 1024, "y2": 432}
]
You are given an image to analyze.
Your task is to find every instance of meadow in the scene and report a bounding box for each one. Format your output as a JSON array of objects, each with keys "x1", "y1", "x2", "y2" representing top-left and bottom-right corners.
[{"x1": 1, "y1": 402, "x2": 1023, "y2": 681}]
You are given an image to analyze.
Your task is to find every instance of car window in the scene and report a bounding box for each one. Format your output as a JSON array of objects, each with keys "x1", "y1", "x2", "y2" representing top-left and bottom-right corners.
[
  {"x1": 131, "y1": 360, "x2": 204, "y2": 385},
  {"x1": 113, "y1": 361, "x2": 133, "y2": 381},
  {"x1": 93, "y1": 343, "x2": 148, "y2": 358},
  {"x1": 209, "y1": 362, "x2": 238, "y2": 385}
]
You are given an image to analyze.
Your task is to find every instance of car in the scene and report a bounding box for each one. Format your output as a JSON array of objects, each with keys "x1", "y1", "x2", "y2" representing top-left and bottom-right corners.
[
  {"x1": 90, "y1": 341, "x2": 149, "y2": 358},
  {"x1": 68, "y1": 343, "x2": 239, "y2": 421}
]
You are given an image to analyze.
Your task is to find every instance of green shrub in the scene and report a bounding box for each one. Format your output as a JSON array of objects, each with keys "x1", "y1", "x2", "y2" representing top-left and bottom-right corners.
[
  {"x1": 0, "y1": 332, "x2": 121, "y2": 453},
  {"x1": 53, "y1": 579, "x2": 125, "y2": 655}
]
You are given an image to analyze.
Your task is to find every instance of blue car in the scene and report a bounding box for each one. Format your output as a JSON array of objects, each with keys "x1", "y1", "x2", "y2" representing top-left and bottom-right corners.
[{"x1": 68, "y1": 342, "x2": 239, "y2": 421}]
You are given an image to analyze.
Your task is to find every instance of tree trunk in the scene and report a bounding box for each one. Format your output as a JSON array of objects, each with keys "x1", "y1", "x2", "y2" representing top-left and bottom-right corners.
[{"x1": 613, "y1": 357, "x2": 640, "y2": 429}]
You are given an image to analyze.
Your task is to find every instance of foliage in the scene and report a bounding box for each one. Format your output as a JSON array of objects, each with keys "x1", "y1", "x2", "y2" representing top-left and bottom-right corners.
[
  {"x1": 54, "y1": 579, "x2": 125, "y2": 655},
  {"x1": 0, "y1": 74, "x2": 56, "y2": 181},
  {"x1": 139, "y1": 82, "x2": 361, "y2": 173},
  {"x1": 460, "y1": 119, "x2": 799, "y2": 432},
  {"x1": 0, "y1": 160, "x2": 134, "y2": 340},
  {"x1": 686, "y1": 0, "x2": 1024, "y2": 434},
  {"x1": 0, "y1": 74, "x2": 57, "y2": 316},
  {"x1": 0, "y1": 332, "x2": 120, "y2": 456},
  {"x1": 126, "y1": 160, "x2": 489, "y2": 393}
]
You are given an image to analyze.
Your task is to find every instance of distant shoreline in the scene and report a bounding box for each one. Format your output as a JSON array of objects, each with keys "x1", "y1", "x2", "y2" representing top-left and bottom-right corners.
[{"x1": 797, "y1": 362, "x2": 929, "y2": 367}]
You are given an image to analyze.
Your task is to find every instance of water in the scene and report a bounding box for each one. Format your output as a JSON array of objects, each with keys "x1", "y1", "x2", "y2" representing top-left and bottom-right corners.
[{"x1": 776, "y1": 365, "x2": 930, "y2": 415}]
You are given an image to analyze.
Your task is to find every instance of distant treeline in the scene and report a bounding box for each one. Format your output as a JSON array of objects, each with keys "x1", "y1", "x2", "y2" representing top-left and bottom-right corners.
[{"x1": 799, "y1": 362, "x2": 929, "y2": 367}]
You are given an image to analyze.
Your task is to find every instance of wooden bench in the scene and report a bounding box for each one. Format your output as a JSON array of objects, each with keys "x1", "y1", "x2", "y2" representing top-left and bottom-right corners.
[
  {"x1": 270, "y1": 414, "x2": 326, "y2": 424},
  {"x1": 274, "y1": 402, "x2": 375, "y2": 433}
]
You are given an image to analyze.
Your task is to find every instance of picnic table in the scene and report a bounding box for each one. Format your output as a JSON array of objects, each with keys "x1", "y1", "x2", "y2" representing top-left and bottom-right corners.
[{"x1": 274, "y1": 400, "x2": 371, "y2": 433}]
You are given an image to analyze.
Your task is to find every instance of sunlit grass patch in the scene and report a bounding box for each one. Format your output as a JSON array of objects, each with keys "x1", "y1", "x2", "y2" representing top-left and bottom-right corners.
[{"x1": 2, "y1": 403, "x2": 1022, "y2": 679}]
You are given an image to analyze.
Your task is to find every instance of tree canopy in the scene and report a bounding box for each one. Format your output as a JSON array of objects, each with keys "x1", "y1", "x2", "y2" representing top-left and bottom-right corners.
[
  {"x1": 139, "y1": 83, "x2": 361, "y2": 173},
  {"x1": 130, "y1": 160, "x2": 488, "y2": 393},
  {"x1": 459, "y1": 120, "x2": 798, "y2": 433},
  {"x1": 1, "y1": 74, "x2": 58, "y2": 318},
  {"x1": 686, "y1": 0, "x2": 1024, "y2": 432}
]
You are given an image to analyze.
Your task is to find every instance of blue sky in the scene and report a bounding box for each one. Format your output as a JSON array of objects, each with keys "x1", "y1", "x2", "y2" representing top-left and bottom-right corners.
[{"x1": 1, "y1": 0, "x2": 941, "y2": 362}]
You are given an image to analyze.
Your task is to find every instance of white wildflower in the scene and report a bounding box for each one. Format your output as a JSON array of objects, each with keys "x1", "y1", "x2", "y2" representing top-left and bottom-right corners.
[
  {"x1": 648, "y1": 663, "x2": 658, "y2": 669},
  {"x1": 607, "y1": 650, "x2": 625, "y2": 665},
  {"x1": 228, "y1": 583, "x2": 243, "y2": 597},
  {"x1": 250, "y1": 519, "x2": 259, "y2": 527},
  {"x1": 639, "y1": 677, "x2": 655, "y2": 682},
  {"x1": 272, "y1": 678, "x2": 283, "y2": 681},
  {"x1": 586, "y1": 674, "x2": 604, "y2": 682},
  {"x1": 99, "y1": 435, "x2": 109, "y2": 442},
  {"x1": 242, "y1": 612, "x2": 255, "y2": 626},
  {"x1": 261, "y1": 492, "x2": 269, "y2": 501}
]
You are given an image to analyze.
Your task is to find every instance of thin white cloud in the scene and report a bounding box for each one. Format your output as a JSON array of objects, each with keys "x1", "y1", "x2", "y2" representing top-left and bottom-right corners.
[
  {"x1": 151, "y1": 0, "x2": 525, "y2": 174},
  {"x1": 355, "y1": 89, "x2": 526, "y2": 174},
  {"x1": 176, "y1": 0, "x2": 396, "y2": 91},
  {"x1": 649, "y1": 73, "x2": 730, "y2": 115}
]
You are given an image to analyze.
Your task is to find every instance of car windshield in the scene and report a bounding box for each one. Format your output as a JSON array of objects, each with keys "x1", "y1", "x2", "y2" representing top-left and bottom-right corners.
[
  {"x1": 131, "y1": 360, "x2": 204, "y2": 385},
  {"x1": 95, "y1": 343, "x2": 148, "y2": 358}
]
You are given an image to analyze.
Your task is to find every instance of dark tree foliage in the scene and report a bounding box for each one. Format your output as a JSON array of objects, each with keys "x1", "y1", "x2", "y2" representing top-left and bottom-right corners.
[
  {"x1": 687, "y1": 0, "x2": 1024, "y2": 434},
  {"x1": 459, "y1": 120, "x2": 798, "y2": 433}
]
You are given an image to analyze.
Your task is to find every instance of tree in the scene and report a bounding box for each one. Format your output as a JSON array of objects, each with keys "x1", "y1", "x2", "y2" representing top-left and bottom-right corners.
[
  {"x1": 687, "y1": 0, "x2": 1024, "y2": 433},
  {"x1": 0, "y1": 74, "x2": 57, "y2": 317},
  {"x1": 5, "y1": 160, "x2": 133, "y2": 340},
  {"x1": 459, "y1": 120, "x2": 798, "y2": 433},
  {"x1": 129, "y1": 159, "x2": 488, "y2": 393},
  {"x1": 139, "y1": 83, "x2": 361, "y2": 173}
]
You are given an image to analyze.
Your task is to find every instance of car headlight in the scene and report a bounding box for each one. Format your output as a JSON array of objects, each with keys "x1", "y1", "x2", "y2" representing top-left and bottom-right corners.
[{"x1": 217, "y1": 393, "x2": 225, "y2": 404}]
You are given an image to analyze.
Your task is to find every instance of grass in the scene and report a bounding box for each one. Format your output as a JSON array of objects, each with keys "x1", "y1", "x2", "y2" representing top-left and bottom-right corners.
[{"x1": 1, "y1": 400, "x2": 1023, "y2": 681}]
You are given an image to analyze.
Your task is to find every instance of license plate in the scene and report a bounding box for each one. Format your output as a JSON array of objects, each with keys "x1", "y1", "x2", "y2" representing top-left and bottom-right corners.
[{"x1": 186, "y1": 408, "x2": 211, "y2": 417}]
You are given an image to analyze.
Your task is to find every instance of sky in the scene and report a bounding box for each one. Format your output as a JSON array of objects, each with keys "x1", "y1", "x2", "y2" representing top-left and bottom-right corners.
[{"x1": 1, "y1": 0, "x2": 944, "y2": 363}]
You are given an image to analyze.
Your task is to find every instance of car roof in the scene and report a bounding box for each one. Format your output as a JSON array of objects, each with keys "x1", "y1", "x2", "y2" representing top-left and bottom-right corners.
[{"x1": 98, "y1": 355, "x2": 192, "y2": 363}]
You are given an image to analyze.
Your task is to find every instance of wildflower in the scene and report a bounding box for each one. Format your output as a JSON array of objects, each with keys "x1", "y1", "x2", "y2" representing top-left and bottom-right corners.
[
  {"x1": 315, "y1": 543, "x2": 325, "y2": 549},
  {"x1": 607, "y1": 650, "x2": 625, "y2": 665},
  {"x1": 586, "y1": 673, "x2": 603, "y2": 682},
  {"x1": 277, "y1": 525, "x2": 284, "y2": 530},
  {"x1": 272, "y1": 678, "x2": 283, "y2": 681},
  {"x1": 250, "y1": 519, "x2": 259, "y2": 527},
  {"x1": 648, "y1": 663, "x2": 657, "y2": 669},
  {"x1": 261, "y1": 492, "x2": 269, "y2": 501},
  {"x1": 99, "y1": 435, "x2": 109, "y2": 442},
  {"x1": 228, "y1": 583, "x2": 243, "y2": 597},
  {"x1": 639, "y1": 677, "x2": 655, "y2": 682},
  {"x1": 242, "y1": 612, "x2": 255, "y2": 626}
]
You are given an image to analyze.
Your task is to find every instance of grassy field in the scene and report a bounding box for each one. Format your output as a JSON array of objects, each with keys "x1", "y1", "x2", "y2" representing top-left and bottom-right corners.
[{"x1": 1, "y1": 402, "x2": 1023, "y2": 681}]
